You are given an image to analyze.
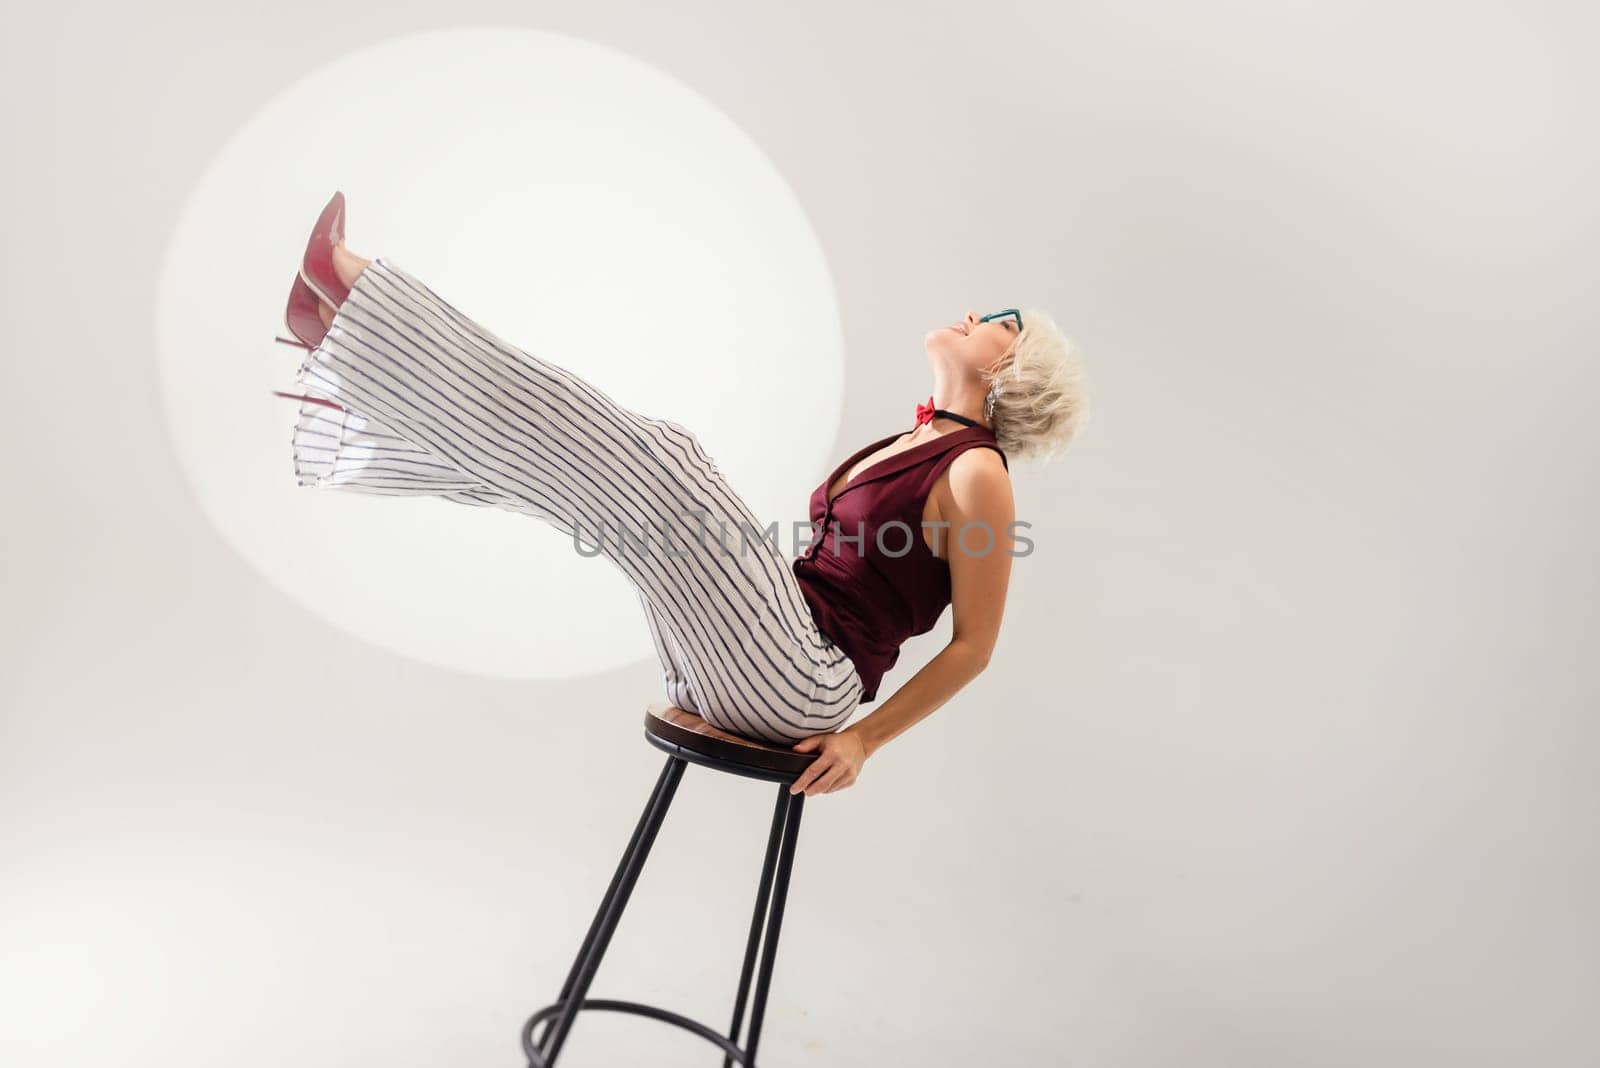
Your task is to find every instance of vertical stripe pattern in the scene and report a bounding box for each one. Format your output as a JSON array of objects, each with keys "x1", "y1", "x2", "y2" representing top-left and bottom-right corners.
[{"x1": 287, "y1": 256, "x2": 863, "y2": 744}]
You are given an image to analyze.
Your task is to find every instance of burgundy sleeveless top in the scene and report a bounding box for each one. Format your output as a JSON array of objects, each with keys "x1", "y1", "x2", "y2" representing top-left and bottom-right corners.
[{"x1": 792, "y1": 425, "x2": 1009, "y2": 703}]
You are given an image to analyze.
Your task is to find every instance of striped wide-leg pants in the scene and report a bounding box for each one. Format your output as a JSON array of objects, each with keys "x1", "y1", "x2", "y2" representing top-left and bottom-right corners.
[{"x1": 286, "y1": 256, "x2": 864, "y2": 744}]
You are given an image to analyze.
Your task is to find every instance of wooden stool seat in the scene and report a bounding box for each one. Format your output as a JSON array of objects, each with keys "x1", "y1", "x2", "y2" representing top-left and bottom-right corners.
[{"x1": 644, "y1": 701, "x2": 817, "y2": 782}]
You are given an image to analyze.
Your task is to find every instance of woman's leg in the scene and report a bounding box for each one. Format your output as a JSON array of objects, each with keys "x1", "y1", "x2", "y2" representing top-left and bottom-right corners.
[
  {"x1": 638, "y1": 591, "x2": 707, "y2": 715},
  {"x1": 292, "y1": 397, "x2": 812, "y2": 730},
  {"x1": 288, "y1": 255, "x2": 863, "y2": 743},
  {"x1": 292, "y1": 400, "x2": 496, "y2": 499}
]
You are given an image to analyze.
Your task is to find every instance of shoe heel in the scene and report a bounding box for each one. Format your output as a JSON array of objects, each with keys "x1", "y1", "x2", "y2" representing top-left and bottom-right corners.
[{"x1": 271, "y1": 389, "x2": 345, "y2": 412}]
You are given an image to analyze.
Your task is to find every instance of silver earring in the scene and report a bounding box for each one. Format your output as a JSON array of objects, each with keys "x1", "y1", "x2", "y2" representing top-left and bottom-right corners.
[{"x1": 984, "y1": 383, "x2": 999, "y2": 421}]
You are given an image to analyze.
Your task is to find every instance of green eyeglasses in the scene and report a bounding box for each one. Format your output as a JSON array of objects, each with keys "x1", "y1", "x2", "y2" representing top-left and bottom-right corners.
[{"x1": 980, "y1": 308, "x2": 1024, "y2": 332}]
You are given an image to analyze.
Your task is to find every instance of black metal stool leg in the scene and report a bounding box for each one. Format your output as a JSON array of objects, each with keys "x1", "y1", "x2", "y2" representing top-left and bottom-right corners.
[
  {"x1": 531, "y1": 754, "x2": 686, "y2": 1066},
  {"x1": 743, "y1": 788, "x2": 806, "y2": 1066},
  {"x1": 723, "y1": 786, "x2": 792, "y2": 1066}
]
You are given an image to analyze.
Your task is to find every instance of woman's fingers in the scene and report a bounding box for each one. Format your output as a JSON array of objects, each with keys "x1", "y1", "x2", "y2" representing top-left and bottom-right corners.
[
  {"x1": 790, "y1": 754, "x2": 844, "y2": 796},
  {"x1": 808, "y1": 764, "x2": 848, "y2": 796},
  {"x1": 790, "y1": 742, "x2": 861, "y2": 796},
  {"x1": 812, "y1": 767, "x2": 851, "y2": 793},
  {"x1": 789, "y1": 757, "x2": 829, "y2": 796}
]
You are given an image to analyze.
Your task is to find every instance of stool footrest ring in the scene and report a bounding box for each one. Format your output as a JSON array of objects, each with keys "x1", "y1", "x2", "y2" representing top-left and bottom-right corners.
[{"x1": 522, "y1": 997, "x2": 753, "y2": 1066}]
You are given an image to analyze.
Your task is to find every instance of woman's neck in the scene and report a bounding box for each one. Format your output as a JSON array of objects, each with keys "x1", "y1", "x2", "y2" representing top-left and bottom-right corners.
[{"x1": 919, "y1": 370, "x2": 992, "y2": 436}]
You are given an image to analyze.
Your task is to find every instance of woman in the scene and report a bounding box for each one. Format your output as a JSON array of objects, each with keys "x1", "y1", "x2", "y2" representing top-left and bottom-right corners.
[{"x1": 273, "y1": 193, "x2": 1088, "y2": 797}]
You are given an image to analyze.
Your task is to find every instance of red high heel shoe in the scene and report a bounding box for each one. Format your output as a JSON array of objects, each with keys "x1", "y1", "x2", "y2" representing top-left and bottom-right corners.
[
  {"x1": 274, "y1": 270, "x2": 330, "y2": 351},
  {"x1": 300, "y1": 190, "x2": 350, "y2": 309},
  {"x1": 273, "y1": 190, "x2": 349, "y2": 350},
  {"x1": 270, "y1": 191, "x2": 352, "y2": 410}
]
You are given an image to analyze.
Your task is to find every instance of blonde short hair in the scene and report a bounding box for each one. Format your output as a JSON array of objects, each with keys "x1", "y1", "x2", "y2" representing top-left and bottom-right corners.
[{"x1": 982, "y1": 306, "x2": 1089, "y2": 463}]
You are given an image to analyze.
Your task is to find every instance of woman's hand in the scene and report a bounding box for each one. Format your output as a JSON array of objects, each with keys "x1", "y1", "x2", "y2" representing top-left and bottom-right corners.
[{"x1": 788, "y1": 728, "x2": 868, "y2": 796}]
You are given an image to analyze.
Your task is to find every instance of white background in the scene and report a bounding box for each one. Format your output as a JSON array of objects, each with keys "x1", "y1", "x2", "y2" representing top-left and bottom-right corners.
[{"x1": 4, "y1": 3, "x2": 1596, "y2": 1066}]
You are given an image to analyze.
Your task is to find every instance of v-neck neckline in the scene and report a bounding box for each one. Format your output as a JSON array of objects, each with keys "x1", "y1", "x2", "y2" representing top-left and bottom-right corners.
[{"x1": 823, "y1": 425, "x2": 990, "y2": 505}]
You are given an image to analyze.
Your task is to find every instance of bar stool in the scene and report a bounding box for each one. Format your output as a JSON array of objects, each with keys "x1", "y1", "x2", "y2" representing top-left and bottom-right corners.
[{"x1": 520, "y1": 702, "x2": 821, "y2": 1067}]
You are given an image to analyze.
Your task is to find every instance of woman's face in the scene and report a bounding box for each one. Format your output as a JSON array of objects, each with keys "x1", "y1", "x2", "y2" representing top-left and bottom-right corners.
[{"x1": 925, "y1": 310, "x2": 1020, "y2": 378}]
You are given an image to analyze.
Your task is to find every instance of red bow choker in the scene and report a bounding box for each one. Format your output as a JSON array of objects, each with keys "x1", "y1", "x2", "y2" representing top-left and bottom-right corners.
[{"x1": 914, "y1": 396, "x2": 981, "y2": 429}]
